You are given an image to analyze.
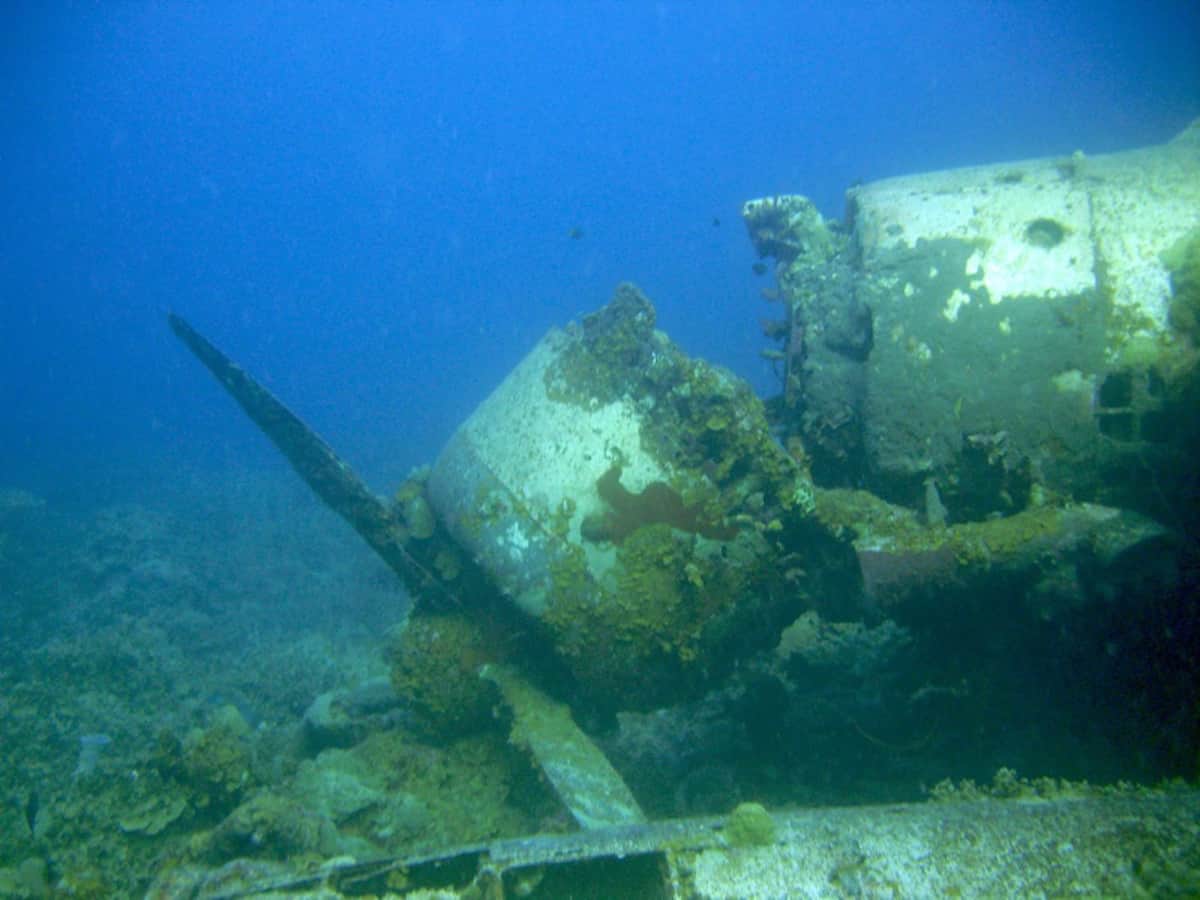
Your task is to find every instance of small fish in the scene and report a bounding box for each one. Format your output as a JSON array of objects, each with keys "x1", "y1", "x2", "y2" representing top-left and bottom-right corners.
[
  {"x1": 712, "y1": 217, "x2": 721, "y2": 227},
  {"x1": 567, "y1": 226, "x2": 585, "y2": 240},
  {"x1": 24, "y1": 790, "x2": 39, "y2": 834},
  {"x1": 751, "y1": 262, "x2": 768, "y2": 276}
]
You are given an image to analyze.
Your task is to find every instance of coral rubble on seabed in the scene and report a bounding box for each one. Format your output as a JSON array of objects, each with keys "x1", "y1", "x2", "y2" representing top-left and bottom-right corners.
[{"x1": 0, "y1": 470, "x2": 450, "y2": 897}]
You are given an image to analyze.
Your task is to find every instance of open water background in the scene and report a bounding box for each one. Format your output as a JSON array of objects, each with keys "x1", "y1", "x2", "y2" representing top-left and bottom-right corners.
[{"x1": 3, "y1": 2, "x2": 1198, "y2": 500}]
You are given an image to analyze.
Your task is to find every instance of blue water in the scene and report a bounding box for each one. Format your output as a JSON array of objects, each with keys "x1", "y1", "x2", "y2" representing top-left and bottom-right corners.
[{"x1": 3, "y1": 2, "x2": 1196, "y2": 501}]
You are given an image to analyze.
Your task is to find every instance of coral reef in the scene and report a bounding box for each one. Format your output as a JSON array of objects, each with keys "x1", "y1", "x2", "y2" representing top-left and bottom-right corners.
[
  {"x1": 385, "y1": 611, "x2": 502, "y2": 739},
  {"x1": 176, "y1": 707, "x2": 256, "y2": 814},
  {"x1": 723, "y1": 801, "x2": 777, "y2": 848},
  {"x1": 205, "y1": 792, "x2": 338, "y2": 862}
]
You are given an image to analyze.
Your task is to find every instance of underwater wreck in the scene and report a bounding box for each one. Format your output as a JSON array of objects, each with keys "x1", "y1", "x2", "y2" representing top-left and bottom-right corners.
[{"x1": 155, "y1": 123, "x2": 1200, "y2": 897}]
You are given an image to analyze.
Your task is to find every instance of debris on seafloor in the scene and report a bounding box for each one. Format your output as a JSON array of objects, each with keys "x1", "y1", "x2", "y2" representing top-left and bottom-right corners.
[{"x1": 143, "y1": 783, "x2": 1200, "y2": 899}]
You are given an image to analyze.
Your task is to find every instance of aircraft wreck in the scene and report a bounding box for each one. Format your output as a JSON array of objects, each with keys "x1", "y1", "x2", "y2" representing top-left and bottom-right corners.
[{"x1": 159, "y1": 122, "x2": 1200, "y2": 898}]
